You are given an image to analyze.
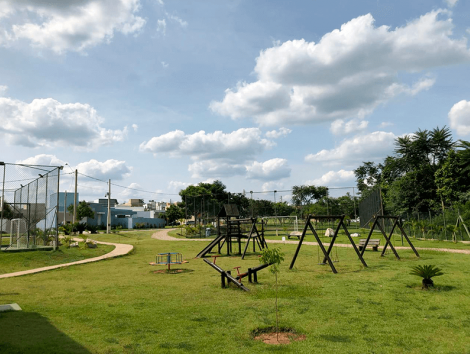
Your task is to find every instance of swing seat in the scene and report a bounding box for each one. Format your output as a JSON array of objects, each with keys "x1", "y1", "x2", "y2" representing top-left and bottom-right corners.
[{"x1": 358, "y1": 239, "x2": 380, "y2": 252}]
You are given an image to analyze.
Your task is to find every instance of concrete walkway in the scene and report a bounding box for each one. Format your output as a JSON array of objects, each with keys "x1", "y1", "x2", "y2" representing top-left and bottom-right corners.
[
  {"x1": 0, "y1": 240, "x2": 133, "y2": 279},
  {"x1": 151, "y1": 228, "x2": 470, "y2": 255}
]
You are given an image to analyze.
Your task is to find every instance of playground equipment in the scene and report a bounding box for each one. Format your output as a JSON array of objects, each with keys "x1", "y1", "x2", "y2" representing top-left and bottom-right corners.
[
  {"x1": 203, "y1": 258, "x2": 250, "y2": 291},
  {"x1": 261, "y1": 216, "x2": 298, "y2": 238},
  {"x1": 196, "y1": 204, "x2": 268, "y2": 259},
  {"x1": 289, "y1": 215, "x2": 368, "y2": 273},
  {"x1": 360, "y1": 215, "x2": 419, "y2": 259},
  {"x1": 203, "y1": 256, "x2": 273, "y2": 291},
  {"x1": 155, "y1": 252, "x2": 184, "y2": 271}
]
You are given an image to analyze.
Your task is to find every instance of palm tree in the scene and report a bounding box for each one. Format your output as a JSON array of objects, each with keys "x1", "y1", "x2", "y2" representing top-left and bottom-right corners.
[
  {"x1": 410, "y1": 265, "x2": 444, "y2": 289},
  {"x1": 430, "y1": 126, "x2": 454, "y2": 165}
]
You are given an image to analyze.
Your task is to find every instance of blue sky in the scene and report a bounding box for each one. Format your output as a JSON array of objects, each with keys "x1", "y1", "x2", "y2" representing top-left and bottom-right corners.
[{"x1": 1, "y1": 0, "x2": 470, "y2": 203}]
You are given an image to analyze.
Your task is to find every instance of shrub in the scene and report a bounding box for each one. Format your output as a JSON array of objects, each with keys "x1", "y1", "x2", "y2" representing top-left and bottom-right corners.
[
  {"x1": 410, "y1": 265, "x2": 444, "y2": 289},
  {"x1": 86, "y1": 224, "x2": 99, "y2": 234}
]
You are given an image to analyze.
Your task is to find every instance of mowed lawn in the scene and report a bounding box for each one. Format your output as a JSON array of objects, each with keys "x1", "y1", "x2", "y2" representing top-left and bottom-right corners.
[{"x1": 1, "y1": 230, "x2": 470, "y2": 353}]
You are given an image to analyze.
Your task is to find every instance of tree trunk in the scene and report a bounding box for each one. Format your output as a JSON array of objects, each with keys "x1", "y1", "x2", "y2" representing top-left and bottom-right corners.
[{"x1": 422, "y1": 278, "x2": 434, "y2": 289}]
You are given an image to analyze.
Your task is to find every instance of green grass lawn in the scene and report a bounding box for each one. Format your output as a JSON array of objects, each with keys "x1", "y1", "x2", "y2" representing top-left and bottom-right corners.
[
  {"x1": 1, "y1": 230, "x2": 470, "y2": 353},
  {"x1": 0, "y1": 244, "x2": 115, "y2": 275}
]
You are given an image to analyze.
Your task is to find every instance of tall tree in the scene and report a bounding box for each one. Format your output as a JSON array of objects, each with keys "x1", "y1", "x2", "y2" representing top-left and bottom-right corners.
[{"x1": 68, "y1": 201, "x2": 94, "y2": 220}]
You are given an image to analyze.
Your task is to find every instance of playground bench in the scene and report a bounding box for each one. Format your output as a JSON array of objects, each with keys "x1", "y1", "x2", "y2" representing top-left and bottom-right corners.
[
  {"x1": 288, "y1": 231, "x2": 302, "y2": 239},
  {"x1": 358, "y1": 239, "x2": 380, "y2": 252}
]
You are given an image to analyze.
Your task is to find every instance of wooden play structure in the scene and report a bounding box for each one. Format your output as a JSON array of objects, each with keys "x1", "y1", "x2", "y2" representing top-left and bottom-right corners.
[
  {"x1": 289, "y1": 214, "x2": 368, "y2": 273},
  {"x1": 196, "y1": 204, "x2": 268, "y2": 259},
  {"x1": 203, "y1": 256, "x2": 273, "y2": 291},
  {"x1": 360, "y1": 215, "x2": 420, "y2": 259}
]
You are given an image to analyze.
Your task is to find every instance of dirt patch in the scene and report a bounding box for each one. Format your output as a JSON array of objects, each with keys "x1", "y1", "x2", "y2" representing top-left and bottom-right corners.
[
  {"x1": 254, "y1": 332, "x2": 306, "y2": 345},
  {"x1": 252, "y1": 327, "x2": 305, "y2": 345}
]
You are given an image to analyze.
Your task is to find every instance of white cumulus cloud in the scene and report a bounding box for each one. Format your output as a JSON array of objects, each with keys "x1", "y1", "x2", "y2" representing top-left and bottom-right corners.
[
  {"x1": 188, "y1": 161, "x2": 246, "y2": 178},
  {"x1": 305, "y1": 131, "x2": 397, "y2": 166},
  {"x1": 330, "y1": 118, "x2": 369, "y2": 135},
  {"x1": 76, "y1": 159, "x2": 132, "y2": 180},
  {"x1": 307, "y1": 169, "x2": 355, "y2": 186},
  {"x1": 210, "y1": 10, "x2": 470, "y2": 126},
  {"x1": 0, "y1": 0, "x2": 146, "y2": 53},
  {"x1": 119, "y1": 182, "x2": 142, "y2": 198},
  {"x1": 16, "y1": 154, "x2": 66, "y2": 167},
  {"x1": 265, "y1": 127, "x2": 292, "y2": 138},
  {"x1": 449, "y1": 99, "x2": 470, "y2": 136},
  {"x1": 246, "y1": 158, "x2": 291, "y2": 181},
  {"x1": 140, "y1": 128, "x2": 274, "y2": 162},
  {"x1": 0, "y1": 96, "x2": 127, "y2": 149}
]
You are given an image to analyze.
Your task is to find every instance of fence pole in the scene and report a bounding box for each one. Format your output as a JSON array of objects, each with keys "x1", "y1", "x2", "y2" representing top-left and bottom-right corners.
[
  {"x1": 0, "y1": 162, "x2": 5, "y2": 240},
  {"x1": 55, "y1": 168, "x2": 60, "y2": 250}
]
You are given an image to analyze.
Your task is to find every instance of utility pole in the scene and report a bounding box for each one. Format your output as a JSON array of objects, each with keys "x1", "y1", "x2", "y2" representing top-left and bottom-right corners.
[
  {"x1": 73, "y1": 169, "x2": 78, "y2": 224},
  {"x1": 107, "y1": 179, "x2": 111, "y2": 234}
]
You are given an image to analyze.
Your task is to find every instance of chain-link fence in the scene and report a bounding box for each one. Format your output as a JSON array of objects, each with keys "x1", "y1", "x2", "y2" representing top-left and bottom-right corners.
[
  {"x1": 357, "y1": 187, "x2": 470, "y2": 242},
  {"x1": 1, "y1": 162, "x2": 61, "y2": 250}
]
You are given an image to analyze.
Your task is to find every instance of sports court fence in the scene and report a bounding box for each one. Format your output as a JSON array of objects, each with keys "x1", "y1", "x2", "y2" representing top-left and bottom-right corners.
[{"x1": 1, "y1": 162, "x2": 61, "y2": 250}]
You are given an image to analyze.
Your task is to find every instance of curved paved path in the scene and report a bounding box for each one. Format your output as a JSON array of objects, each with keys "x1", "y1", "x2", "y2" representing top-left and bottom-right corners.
[
  {"x1": 151, "y1": 228, "x2": 470, "y2": 255},
  {"x1": 0, "y1": 240, "x2": 133, "y2": 279}
]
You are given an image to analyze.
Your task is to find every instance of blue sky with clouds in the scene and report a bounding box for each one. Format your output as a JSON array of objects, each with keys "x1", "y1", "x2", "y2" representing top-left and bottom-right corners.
[{"x1": 1, "y1": 0, "x2": 470, "y2": 203}]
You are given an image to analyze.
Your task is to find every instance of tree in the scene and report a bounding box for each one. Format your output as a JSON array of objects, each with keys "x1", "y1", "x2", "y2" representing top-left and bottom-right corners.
[
  {"x1": 165, "y1": 204, "x2": 185, "y2": 224},
  {"x1": 355, "y1": 126, "x2": 456, "y2": 215},
  {"x1": 67, "y1": 201, "x2": 94, "y2": 220},
  {"x1": 354, "y1": 162, "x2": 383, "y2": 199},
  {"x1": 435, "y1": 140, "x2": 470, "y2": 206},
  {"x1": 259, "y1": 247, "x2": 285, "y2": 342},
  {"x1": 292, "y1": 185, "x2": 328, "y2": 217},
  {"x1": 1, "y1": 202, "x2": 14, "y2": 220}
]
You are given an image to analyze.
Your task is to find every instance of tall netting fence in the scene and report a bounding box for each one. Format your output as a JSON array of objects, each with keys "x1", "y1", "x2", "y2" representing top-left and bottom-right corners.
[
  {"x1": 1, "y1": 162, "x2": 61, "y2": 250},
  {"x1": 358, "y1": 188, "x2": 383, "y2": 229},
  {"x1": 357, "y1": 187, "x2": 470, "y2": 242}
]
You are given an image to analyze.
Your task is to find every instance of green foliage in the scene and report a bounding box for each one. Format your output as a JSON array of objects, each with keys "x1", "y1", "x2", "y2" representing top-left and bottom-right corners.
[
  {"x1": 74, "y1": 222, "x2": 87, "y2": 234},
  {"x1": 1, "y1": 202, "x2": 15, "y2": 220},
  {"x1": 165, "y1": 204, "x2": 185, "y2": 223},
  {"x1": 410, "y1": 264, "x2": 444, "y2": 289},
  {"x1": 355, "y1": 126, "x2": 459, "y2": 214},
  {"x1": 292, "y1": 185, "x2": 328, "y2": 218},
  {"x1": 86, "y1": 224, "x2": 99, "y2": 234},
  {"x1": 62, "y1": 236, "x2": 73, "y2": 248},
  {"x1": 67, "y1": 201, "x2": 95, "y2": 220},
  {"x1": 259, "y1": 247, "x2": 285, "y2": 274}
]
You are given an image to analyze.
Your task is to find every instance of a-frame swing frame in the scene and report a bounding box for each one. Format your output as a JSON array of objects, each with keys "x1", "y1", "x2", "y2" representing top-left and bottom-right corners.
[
  {"x1": 361, "y1": 215, "x2": 419, "y2": 259},
  {"x1": 289, "y1": 215, "x2": 368, "y2": 273},
  {"x1": 241, "y1": 219, "x2": 268, "y2": 259}
]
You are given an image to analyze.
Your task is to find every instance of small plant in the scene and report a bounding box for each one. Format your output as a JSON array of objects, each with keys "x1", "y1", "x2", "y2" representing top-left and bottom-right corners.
[
  {"x1": 259, "y1": 247, "x2": 285, "y2": 342},
  {"x1": 74, "y1": 222, "x2": 87, "y2": 235},
  {"x1": 62, "y1": 236, "x2": 73, "y2": 248},
  {"x1": 410, "y1": 265, "x2": 444, "y2": 289},
  {"x1": 86, "y1": 224, "x2": 99, "y2": 234}
]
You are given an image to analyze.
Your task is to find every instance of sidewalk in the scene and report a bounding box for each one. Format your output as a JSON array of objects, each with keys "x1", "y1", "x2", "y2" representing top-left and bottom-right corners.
[{"x1": 0, "y1": 240, "x2": 133, "y2": 279}]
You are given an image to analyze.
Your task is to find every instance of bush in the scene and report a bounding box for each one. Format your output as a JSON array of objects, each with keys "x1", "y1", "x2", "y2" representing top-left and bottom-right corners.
[
  {"x1": 86, "y1": 224, "x2": 99, "y2": 234},
  {"x1": 74, "y1": 222, "x2": 87, "y2": 234},
  {"x1": 410, "y1": 264, "x2": 444, "y2": 289}
]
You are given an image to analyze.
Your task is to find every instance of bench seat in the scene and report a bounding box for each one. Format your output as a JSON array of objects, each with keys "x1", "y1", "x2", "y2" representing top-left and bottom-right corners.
[{"x1": 358, "y1": 238, "x2": 380, "y2": 251}]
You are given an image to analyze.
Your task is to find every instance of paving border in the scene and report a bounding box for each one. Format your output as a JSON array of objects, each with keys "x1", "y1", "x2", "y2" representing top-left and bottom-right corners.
[{"x1": 0, "y1": 240, "x2": 133, "y2": 279}]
